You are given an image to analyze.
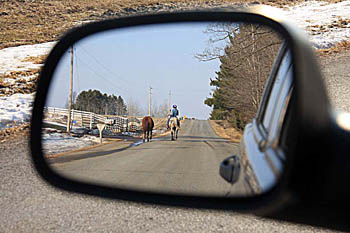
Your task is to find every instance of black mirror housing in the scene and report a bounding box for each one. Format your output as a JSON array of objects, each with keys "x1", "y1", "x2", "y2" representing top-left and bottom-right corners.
[
  {"x1": 30, "y1": 5, "x2": 340, "y2": 217},
  {"x1": 220, "y1": 155, "x2": 240, "y2": 184}
]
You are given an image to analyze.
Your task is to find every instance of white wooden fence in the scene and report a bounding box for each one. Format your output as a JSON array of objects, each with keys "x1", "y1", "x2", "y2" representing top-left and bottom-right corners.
[{"x1": 44, "y1": 107, "x2": 142, "y2": 132}]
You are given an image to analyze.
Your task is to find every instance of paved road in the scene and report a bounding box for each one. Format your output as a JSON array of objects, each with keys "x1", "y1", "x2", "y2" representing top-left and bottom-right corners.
[{"x1": 51, "y1": 120, "x2": 250, "y2": 197}]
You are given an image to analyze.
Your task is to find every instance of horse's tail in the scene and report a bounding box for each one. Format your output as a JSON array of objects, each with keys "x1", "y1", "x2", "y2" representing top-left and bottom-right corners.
[
  {"x1": 145, "y1": 117, "x2": 150, "y2": 130},
  {"x1": 150, "y1": 118, "x2": 154, "y2": 129}
]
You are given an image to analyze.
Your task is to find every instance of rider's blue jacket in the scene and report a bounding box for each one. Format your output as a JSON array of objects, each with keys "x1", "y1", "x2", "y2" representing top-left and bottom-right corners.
[{"x1": 170, "y1": 108, "x2": 179, "y2": 117}]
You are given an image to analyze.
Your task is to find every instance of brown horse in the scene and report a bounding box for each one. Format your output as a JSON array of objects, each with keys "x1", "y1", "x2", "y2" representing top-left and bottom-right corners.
[{"x1": 142, "y1": 116, "x2": 154, "y2": 142}]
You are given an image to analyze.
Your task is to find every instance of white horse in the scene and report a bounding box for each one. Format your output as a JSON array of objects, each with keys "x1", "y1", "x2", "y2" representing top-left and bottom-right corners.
[{"x1": 169, "y1": 117, "x2": 179, "y2": 141}]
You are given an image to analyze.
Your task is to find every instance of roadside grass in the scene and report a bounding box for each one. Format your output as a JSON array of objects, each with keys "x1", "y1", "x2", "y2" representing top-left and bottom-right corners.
[
  {"x1": 153, "y1": 117, "x2": 167, "y2": 131},
  {"x1": 209, "y1": 120, "x2": 242, "y2": 143}
]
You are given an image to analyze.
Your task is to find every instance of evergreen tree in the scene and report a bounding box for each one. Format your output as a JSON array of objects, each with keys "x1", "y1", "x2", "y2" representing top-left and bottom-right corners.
[
  {"x1": 202, "y1": 23, "x2": 282, "y2": 130},
  {"x1": 74, "y1": 89, "x2": 127, "y2": 115}
]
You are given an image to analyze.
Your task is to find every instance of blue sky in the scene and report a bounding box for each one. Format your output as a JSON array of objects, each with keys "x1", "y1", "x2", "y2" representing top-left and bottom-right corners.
[{"x1": 47, "y1": 23, "x2": 223, "y2": 119}]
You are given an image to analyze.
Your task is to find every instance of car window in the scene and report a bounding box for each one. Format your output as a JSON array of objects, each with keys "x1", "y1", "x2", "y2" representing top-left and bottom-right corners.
[
  {"x1": 262, "y1": 49, "x2": 292, "y2": 130},
  {"x1": 267, "y1": 66, "x2": 293, "y2": 144}
]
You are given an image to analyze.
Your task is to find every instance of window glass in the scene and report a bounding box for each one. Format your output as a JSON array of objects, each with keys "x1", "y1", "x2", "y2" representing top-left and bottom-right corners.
[
  {"x1": 267, "y1": 66, "x2": 293, "y2": 142},
  {"x1": 262, "y1": 50, "x2": 292, "y2": 130}
]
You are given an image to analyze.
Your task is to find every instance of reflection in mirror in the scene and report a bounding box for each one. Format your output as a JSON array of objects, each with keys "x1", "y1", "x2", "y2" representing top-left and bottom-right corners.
[{"x1": 42, "y1": 22, "x2": 286, "y2": 197}]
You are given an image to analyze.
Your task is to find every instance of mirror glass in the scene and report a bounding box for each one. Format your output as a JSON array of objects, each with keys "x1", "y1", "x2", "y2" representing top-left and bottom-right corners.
[{"x1": 43, "y1": 22, "x2": 288, "y2": 197}]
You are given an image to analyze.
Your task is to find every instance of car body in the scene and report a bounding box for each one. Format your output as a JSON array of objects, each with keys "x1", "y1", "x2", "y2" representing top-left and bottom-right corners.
[{"x1": 240, "y1": 43, "x2": 293, "y2": 194}]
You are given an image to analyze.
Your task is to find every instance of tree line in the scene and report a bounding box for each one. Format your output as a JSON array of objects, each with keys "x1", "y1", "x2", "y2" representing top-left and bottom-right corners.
[
  {"x1": 198, "y1": 23, "x2": 283, "y2": 130},
  {"x1": 67, "y1": 89, "x2": 169, "y2": 117}
]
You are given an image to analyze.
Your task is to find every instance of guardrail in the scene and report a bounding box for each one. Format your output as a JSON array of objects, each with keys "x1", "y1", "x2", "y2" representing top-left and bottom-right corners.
[{"x1": 44, "y1": 107, "x2": 143, "y2": 132}]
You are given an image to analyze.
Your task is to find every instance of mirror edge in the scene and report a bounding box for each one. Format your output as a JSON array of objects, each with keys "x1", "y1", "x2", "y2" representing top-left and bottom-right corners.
[{"x1": 30, "y1": 7, "x2": 323, "y2": 214}]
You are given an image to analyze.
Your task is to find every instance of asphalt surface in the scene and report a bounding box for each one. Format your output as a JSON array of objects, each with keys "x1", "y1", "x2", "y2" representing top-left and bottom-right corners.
[
  {"x1": 0, "y1": 126, "x2": 342, "y2": 232},
  {"x1": 51, "y1": 120, "x2": 250, "y2": 197}
]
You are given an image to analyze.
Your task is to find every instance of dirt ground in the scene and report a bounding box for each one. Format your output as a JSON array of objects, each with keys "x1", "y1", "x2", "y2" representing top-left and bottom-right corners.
[{"x1": 0, "y1": 0, "x2": 346, "y2": 50}]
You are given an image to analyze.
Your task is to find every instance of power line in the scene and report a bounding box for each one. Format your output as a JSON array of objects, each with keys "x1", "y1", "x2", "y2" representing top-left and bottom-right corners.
[
  {"x1": 79, "y1": 45, "x2": 146, "y2": 88},
  {"x1": 74, "y1": 49, "x2": 81, "y2": 95},
  {"x1": 74, "y1": 55, "x2": 129, "y2": 95}
]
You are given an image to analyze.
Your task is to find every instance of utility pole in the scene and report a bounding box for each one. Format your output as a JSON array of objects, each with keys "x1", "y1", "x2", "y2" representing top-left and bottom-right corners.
[
  {"x1": 148, "y1": 86, "x2": 152, "y2": 116},
  {"x1": 168, "y1": 90, "x2": 171, "y2": 110},
  {"x1": 67, "y1": 46, "x2": 73, "y2": 133}
]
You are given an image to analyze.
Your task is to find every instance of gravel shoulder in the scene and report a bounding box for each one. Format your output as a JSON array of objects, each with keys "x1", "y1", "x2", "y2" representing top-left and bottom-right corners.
[{"x1": 319, "y1": 49, "x2": 350, "y2": 113}]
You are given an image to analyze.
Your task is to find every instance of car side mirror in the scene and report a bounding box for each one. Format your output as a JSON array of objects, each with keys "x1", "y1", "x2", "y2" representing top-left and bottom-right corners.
[
  {"x1": 220, "y1": 155, "x2": 240, "y2": 184},
  {"x1": 30, "y1": 5, "x2": 339, "y2": 216}
]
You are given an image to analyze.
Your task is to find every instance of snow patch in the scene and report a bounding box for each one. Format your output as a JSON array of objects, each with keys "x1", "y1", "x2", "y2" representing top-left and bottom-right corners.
[
  {"x1": 42, "y1": 132, "x2": 100, "y2": 155},
  {"x1": 283, "y1": 1, "x2": 350, "y2": 49},
  {"x1": 0, "y1": 93, "x2": 35, "y2": 129},
  {"x1": 0, "y1": 42, "x2": 56, "y2": 76}
]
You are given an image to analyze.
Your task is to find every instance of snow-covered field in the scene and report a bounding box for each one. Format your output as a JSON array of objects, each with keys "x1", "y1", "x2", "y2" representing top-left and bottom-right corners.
[
  {"x1": 42, "y1": 132, "x2": 100, "y2": 155},
  {"x1": 283, "y1": 1, "x2": 350, "y2": 49},
  {"x1": 0, "y1": 93, "x2": 35, "y2": 129},
  {"x1": 0, "y1": 42, "x2": 56, "y2": 130},
  {"x1": 0, "y1": 42, "x2": 55, "y2": 75},
  {"x1": 1, "y1": 1, "x2": 350, "y2": 153}
]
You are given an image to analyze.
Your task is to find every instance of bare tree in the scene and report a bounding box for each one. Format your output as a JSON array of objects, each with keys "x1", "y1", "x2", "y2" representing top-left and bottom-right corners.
[
  {"x1": 151, "y1": 101, "x2": 168, "y2": 118},
  {"x1": 195, "y1": 22, "x2": 240, "y2": 61},
  {"x1": 126, "y1": 98, "x2": 145, "y2": 117},
  {"x1": 200, "y1": 23, "x2": 283, "y2": 129}
]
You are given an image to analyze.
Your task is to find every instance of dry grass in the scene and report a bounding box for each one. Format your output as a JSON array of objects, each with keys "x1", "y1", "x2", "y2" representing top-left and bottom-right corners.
[
  {"x1": 209, "y1": 120, "x2": 242, "y2": 143},
  {"x1": 0, "y1": 68, "x2": 40, "y2": 80},
  {"x1": 0, "y1": 123, "x2": 30, "y2": 143},
  {"x1": 22, "y1": 54, "x2": 47, "y2": 64},
  {"x1": 1, "y1": 0, "x2": 347, "y2": 50},
  {"x1": 152, "y1": 117, "x2": 167, "y2": 131},
  {"x1": 317, "y1": 40, "x2": 350, "y2": 56},
  {"x1": 0, "y1": 68, "x2": 40, "y2": 96},
  {"x1": 151, "y1": 117, "x2": 171, "y2": 137},
  {"x1": 308, "y1": 18, "x2": 350, "y2": 33}
]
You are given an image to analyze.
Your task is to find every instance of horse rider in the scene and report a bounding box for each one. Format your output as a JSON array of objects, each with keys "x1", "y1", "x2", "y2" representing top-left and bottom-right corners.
[{"x1": 167, "y1": 104, "x2": 180, "y2": 129}]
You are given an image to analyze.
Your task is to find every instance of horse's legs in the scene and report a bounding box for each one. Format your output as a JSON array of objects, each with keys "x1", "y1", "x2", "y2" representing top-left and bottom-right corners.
[
  {"x1": 143, "y1": 131, "x2": 145, "y2": 142},
  {"x1": 176, "y1": 129, "x2": 178, "y2": 139},
  {"x1": 147, "y1": 131, "x2": 150, "y2": 142},
  {"x1": 149, "y1": 130, "x2": 152, "y2": 141}
]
